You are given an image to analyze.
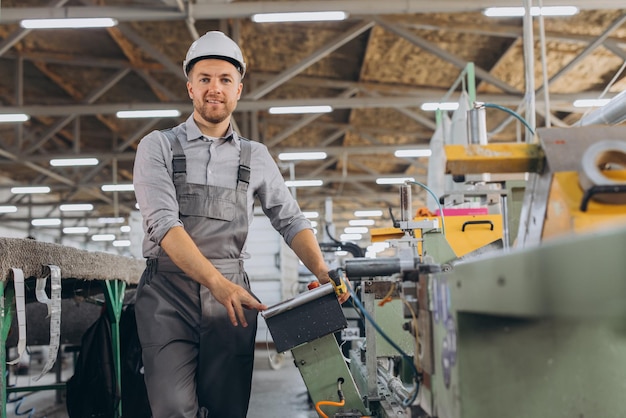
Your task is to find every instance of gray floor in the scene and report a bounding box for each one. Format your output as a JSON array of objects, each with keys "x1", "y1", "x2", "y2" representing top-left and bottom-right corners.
[{"x1": 5, "y1": 347, "x2": 317, "y2": 418}]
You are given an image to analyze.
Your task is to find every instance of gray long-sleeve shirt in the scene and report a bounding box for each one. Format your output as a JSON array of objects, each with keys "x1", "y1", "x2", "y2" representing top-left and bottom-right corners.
[{"x1": 133, "y1": 114, "x2": 311, "y2": 259}]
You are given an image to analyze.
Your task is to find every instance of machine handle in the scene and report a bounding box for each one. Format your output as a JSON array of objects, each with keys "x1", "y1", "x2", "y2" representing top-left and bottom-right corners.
[
  {"x1": 328, "y1": 268, "x2": 348, "y2": 297},
  {"x1": 580, "y1": 184, "x2": 626, "y2": 212},
  {"x1": 461, "y1": 220, "x2": 494, "y2": 232}
]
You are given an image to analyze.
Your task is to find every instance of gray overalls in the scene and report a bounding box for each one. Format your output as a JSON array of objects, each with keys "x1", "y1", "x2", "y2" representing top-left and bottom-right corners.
[{"x1": 135, "y1": 130, "x2": 257, "y2": 418}]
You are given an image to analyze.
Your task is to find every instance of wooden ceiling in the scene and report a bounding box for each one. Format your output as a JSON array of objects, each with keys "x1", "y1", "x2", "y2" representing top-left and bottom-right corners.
[{"x1": 0, "y1": 0, "x2": 625, "y2": 243}]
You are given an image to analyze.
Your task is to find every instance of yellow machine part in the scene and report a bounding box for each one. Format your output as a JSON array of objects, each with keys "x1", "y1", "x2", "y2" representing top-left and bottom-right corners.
[
  {"x1": 444, "y1": 143, "x2": 544, "y2": 175},
  {"x1": 370, "y1": 214, "x2": 503, "y2": 258},
  {"x1": 543, "y1": 171, "x2": 626, "y2": 241}
]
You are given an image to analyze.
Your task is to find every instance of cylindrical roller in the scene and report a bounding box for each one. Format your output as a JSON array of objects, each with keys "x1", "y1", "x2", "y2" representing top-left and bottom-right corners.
[
  {"x1": 344, "y1": 257, "x2": 404, "y2": 278},
  {"x1": 579, "y1": 139, "x2": 626, "y2": 204}
]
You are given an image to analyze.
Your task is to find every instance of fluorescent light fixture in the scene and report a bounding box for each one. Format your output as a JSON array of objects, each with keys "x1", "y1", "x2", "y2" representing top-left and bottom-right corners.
[
  {"x1": 60, "y1": 203, "x2": 94, "y2": 212},
  {"x1": 63, "y1": 226, "x2": 90, "y2": 234},
  {"x1": 349, "y1": 219, "x2": 375, "y2": 226},
  {"x1": 50, "y1": 158, "x2": 99, "y2": 167},
  {"x1": 269, "y1": 105, "x2": 333, "y2": 115},
  {"x1": 0, "y1": 205, "x2": 18, "y2": 213},
  {"x1": 120, "y1": 225, "x2": 131, "y2": 233},
  {"x1": 11, "y1": 186, "x2": 50, "y2": 194},
  {"x1": 116, "y1": 109, "x2": 181, "y2": 119},
  {"x1": 354, "y1": 210, "x2": 383, "y2": 217},
  {"x1": 98, "y1": 217, "x2": 125, "y2": 224},
  {"x1": 376, "y1": 177, "x2": 415, "y2": 185},
  {"x1": 344, "y1": 226, "x2": 368, "y2": 234},
  {"x1": 303, "y1": 211, "x2": 319, "y2": 219},
  {"x1": 284, "y1": 180, "x2": 324, "y2": 187},
  {"x1": 31, "y1": 218, "x2": 61, "y2": 226},
  {"x1": 309, "y1": 221, "x2": 318, "y2": 228},
  {"x1": 340, "y1": 233, "x2": 362, "y2": 241},
  {"x1": 483, "y1": 6, "x2": 578, "y2": 17},
  {"x1": 101, "y1": 184, "x2": 134, "y2": 192},
  {"x1": 92, "y1": 234, "x2": 116, "y2": 241},
  {"x1": 252, "y1": 11, "x2": 348, "y2": 23},
  {"x1": 573, "y1": 99, "x2": 611, "y2": 108},
  {"x1": 335, "y1": 250, "x2": 348, "y2": 256},
  {"x1": 20, "y1": 18, "x2": 118, "y2": 29},
  {"x1": 278, "y1": 152, "x2": 327, "y2": 161},
  {"x1": 0, "y1": 114, "x2": 29, "y2": 123},
  {"x1": 394, "y1": 149, "x2": 432, "y2": 158},
  {"x1": 421, "y1": 102, "x2": 460, "y2": 111},
  {"x1": 113, "y1": 240, "x2": 131, "y2": 247}
]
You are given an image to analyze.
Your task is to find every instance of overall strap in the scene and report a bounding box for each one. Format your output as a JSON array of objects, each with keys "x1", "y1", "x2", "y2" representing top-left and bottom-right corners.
[
  {"x1": 161, "y1": 128, "x2": 187, "y2": 188},
  {"x1": 237, "y1": 137, "x2": 251, "y2": 193}
]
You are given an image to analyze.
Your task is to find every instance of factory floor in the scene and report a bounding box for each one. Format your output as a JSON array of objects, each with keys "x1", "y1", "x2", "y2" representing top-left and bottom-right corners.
[{"x1": 5, "y1": 346, "x2": 318, "y2": 418}]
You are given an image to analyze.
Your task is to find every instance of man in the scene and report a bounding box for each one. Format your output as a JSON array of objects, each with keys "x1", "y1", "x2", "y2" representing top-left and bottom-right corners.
[{"x1": 132, "y1": 31, "x2": 348, "y2": 418}]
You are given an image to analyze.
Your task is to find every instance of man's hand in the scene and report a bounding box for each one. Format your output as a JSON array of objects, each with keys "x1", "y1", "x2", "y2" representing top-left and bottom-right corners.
[
  {"x1": 210, "y1": 276, "x2": 268, "y2": 327},
  {"x1": 318, "y1": 270, "x2": 351, "y2": 305}
]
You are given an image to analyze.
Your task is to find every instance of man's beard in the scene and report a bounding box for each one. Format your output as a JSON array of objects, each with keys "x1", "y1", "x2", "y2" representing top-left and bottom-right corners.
[{"x1": 196, "y1": 99, "x2": 231, "y2": 124}]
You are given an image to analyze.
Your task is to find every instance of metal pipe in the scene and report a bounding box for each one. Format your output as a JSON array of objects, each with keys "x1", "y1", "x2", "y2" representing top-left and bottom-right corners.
[
  {"x1": 522, "y1": 0, "x2": 536, "y2": 141},
  {"x1": 578, "y1": 89, "x2": 626, "y2": 126},
  {"x1": 344, "y1": 258, "x2": 403, "y2": 278},
  {"x1": 261, "y1": 283, "x2": 334, "y2": 319},
  {"x1": 468, "y1": 103, "x2": 488, "y2": 145}
]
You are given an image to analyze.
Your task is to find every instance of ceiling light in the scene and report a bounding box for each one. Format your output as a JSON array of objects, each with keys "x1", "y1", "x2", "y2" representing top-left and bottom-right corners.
[
  {"x1": 573, "y1": 99, "x2": 611, "y2": 108},
  {"x1": 269, "y1": 106, "x2": 333, "y2": 115},
  {"x1": 278, "y1": 152, "x2": 327, "y2": 161},
  {"x1": 0, "y1": 114, "x2": 29, "y2": 123},
  {"x1": 20, "y1": 18, "x2": 118, "y2": 29},
  {"x1": 113, "y1": 240, "x2": 131, "y2": 247},
  {"x1": 354, "y1": 210, "x2": 383, "y2": 217},
  {"x1": 101, "y1": 184, "x2": 134, "y2": 192},
  {"x1": 349, "y1": 219, "x2": 375, "y2": 226},
  {"x1": 120, "y1": 225, "x2": 131, "y2": 233},
  {"x1": 50, "y1": 158, "x2": 99, "y2": 167},
  {"x1": 284, "y1": 180, "x2": 324, "y2": 187},
  {"x1": 340, "y1": 233, "x2": 362, "y2": 241},
  {"x1": 63, "y1": 226, "x2": 90, "y2": 234},
  {"x1": 116, "y1": 109, "x2": 181, "y2": 118},
  {"x1": 11, "y1": 186, "x2": 50, "y2": 194},
  {"x1": 31, "y1": 218, "x2": 61, "y2": 226},
  {"x1": 376, "y1": 177, "x2": 415, "y2": 185},
  {"x1": 303, "y1": 211, "x2": 319, "y2": 218},
  {"x1": 92, "y1": 234, "x2": 116, "y2": 241},
  {"x1": 421, "y1": 102, "x2": 459, "y2": 111},
  {"x1": 60, "y1": 203, "x2": 94, "y2": 212},
  {"x1": 310, "y1": 221, "x2": 318, "y2": 228},
  {"x1": 98, "y1": 217, "x2": 125, "y2": 224},
  {"x1": 344, "y1": 226, "x2": 368, "y2": 234},
  {"x1": 252, "y1": 11, "x2": 348, "y2": 23},
  {"x1": 394, "y1": 149, "x2": 432, "y2": 158},
  {"x1": 0, "y1": 205, "x2": 18, "y2": 213},
  {"x1": 483, "y1": 6, "x2": 578, "y2": 17}
]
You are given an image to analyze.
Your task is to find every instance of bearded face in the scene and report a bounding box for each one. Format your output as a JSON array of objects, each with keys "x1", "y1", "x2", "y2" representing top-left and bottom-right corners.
[{"x1": 187, "y1": 59, "x2": 243, "y2": 128}]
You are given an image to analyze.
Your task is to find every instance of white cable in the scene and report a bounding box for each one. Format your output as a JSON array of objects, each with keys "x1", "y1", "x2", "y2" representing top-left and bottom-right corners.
[
  {"x1": 33, "y1": 265, "x2": 62, "y2": 381},
  {"x1": 7, "y1": 268, "x2": 26, "y2": 366}
]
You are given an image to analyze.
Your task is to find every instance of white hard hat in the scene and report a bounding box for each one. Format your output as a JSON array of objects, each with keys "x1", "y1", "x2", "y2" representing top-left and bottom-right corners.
[{"x1": 182, "y1": 31, "x2": 246, "y2": 79}]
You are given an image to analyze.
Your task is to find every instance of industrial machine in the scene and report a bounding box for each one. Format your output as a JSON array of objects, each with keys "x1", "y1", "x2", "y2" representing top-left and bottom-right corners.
[{"x1": 263, "y1": 124, "x2": 626, "y2": 418}]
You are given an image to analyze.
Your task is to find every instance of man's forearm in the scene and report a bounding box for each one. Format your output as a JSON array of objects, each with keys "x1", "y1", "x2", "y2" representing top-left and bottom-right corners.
[
  {"x1": 289, "y1": 228, "x2": 330, "y2": 282},
  {"x1": 160, "y1": 225, "x2": 222, "y2": 288}
]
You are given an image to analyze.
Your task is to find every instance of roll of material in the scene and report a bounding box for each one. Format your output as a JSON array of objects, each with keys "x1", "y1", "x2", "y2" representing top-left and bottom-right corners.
[{"x1": 579, "y1": 139, "x2": 626, "y2": 204}]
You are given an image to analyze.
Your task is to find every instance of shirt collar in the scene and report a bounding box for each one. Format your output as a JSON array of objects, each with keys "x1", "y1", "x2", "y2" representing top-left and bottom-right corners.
[{"x1": 184, "y1": 114, "x2": 240, "y2": 149}]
